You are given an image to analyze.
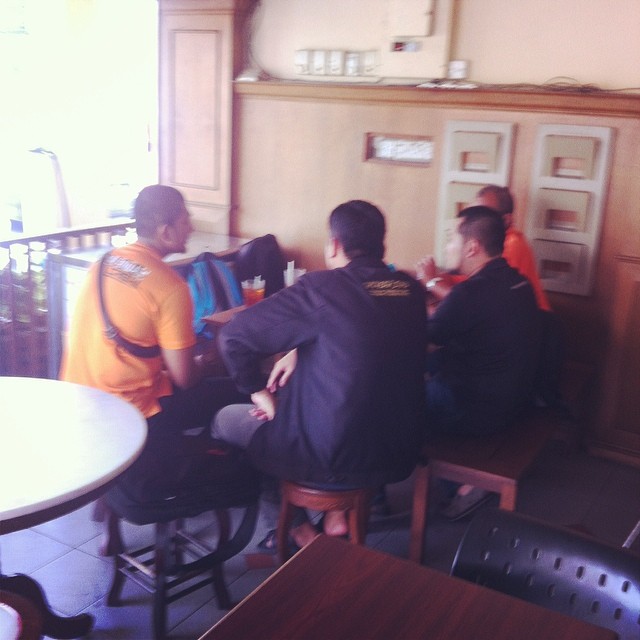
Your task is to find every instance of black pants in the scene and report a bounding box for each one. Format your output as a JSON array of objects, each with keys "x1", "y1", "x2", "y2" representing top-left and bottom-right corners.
[{"x1": 121, "y1": 377, "x2": 250, "y2": 502}]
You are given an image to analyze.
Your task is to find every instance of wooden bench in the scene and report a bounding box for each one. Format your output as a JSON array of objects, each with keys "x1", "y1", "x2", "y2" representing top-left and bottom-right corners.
[{"x1": 408, "y1": 408, "x2": 557, "y2": 563}]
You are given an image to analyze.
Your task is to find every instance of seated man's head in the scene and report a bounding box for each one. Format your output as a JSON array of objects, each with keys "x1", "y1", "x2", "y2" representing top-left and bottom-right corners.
[
  {"x1": 325, "y1": 200, "x2": 386, "y2": 268},
  {"x1": 474, "y1": 184, "x2": 514, "y2": 229},
  {"x1": 445, "y1": 206, "x2": 505, "y2": 276},
  {"x1": 134, "y1": 184, "x2": 193, "y2": 255}
]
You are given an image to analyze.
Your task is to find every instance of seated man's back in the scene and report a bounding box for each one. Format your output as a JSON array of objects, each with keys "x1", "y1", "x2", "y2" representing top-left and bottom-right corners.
[
  {"x1": 223, "y1": 259, "x2": 427, "y2": 486},
  {"x1": 216, "y1": 200, "x2": 428, "y2": 488}
]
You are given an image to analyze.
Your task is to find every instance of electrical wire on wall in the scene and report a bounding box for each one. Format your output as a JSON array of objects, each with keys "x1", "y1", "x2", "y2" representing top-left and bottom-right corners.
[
  {"x1": 474, "y1": 77, "x2": 640, "y2": 94},
  {"x1": 417, "y1": 75, "x2": 640, "y2": 94}
]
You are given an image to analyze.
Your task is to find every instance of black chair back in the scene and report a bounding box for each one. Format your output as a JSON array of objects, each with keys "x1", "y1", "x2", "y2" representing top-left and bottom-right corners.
[
  {"x1": 451, "y1": 508, "x2": 640, "y2": 640},
  {"x1": 234, "y1": 234, "x2": 287, "y2": 297}
]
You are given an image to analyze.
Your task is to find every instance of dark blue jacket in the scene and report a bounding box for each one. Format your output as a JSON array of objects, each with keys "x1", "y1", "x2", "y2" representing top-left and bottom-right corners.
[
  {"x1": 428, "y1": 257, "x2": 541, "y2": 434},
  {"x1": 219, "y1": 256, "x2": 427, "y2": 486}
]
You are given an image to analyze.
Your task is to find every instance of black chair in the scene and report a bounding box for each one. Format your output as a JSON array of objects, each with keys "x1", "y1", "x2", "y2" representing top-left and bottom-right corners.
[
  {"x1": 451, "y1": 508, "x2": 640, "y2": 640},
  {"x1": 103, "y1": 445, "x2": 259, "y2": 640},
  {"x1": 233, "y1": 234, "x2": 287, "y2": 297}
]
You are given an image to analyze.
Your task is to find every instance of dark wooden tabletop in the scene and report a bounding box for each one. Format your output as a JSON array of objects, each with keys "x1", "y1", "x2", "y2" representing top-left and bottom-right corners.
[{"x1": 201, "y1": 535, "x2": 618, "y2": 640}]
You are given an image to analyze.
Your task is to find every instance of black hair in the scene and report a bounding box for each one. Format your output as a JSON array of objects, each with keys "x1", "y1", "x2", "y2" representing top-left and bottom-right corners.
[
  {"x1": 134, "y1": 185, "x2": 186, "y2": 238},
  {"x1": 328, "y1": 200, "x2": 386, "y2": 260},
  {"x1": 457, "y1": 205, "x2": 506, "y2": 257}
]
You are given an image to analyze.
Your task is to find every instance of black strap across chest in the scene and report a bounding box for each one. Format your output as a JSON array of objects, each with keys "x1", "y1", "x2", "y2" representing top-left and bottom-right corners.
[{"x1": 98, "y1": 252, "x2": 161, "y2": 359}]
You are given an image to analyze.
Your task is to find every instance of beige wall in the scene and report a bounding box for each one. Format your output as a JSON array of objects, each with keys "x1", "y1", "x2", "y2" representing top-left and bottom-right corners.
[
  {"x1": 452, "y1": 0, "x2": 640, "y2": 89},
  {"x1": 250, "y1": 0, "x2": 454, "y2": 80},
  {"x1": 249, "y1": 0, "x2": 640, "y2": 91}
]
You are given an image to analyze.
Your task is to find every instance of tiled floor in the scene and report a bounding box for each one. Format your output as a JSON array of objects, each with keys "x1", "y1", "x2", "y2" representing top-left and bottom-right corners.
[{"x1": 2, "y1": 439, "x2": 639, "y2": 639}]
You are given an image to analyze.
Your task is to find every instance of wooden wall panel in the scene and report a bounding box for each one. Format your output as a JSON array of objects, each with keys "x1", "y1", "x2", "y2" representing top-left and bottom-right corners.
[{"x1": 592, "y1": 257, "x2": 640, "y2": 464}]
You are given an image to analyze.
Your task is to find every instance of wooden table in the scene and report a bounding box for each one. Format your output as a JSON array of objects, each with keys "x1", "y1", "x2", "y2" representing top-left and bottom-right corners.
[
  {"x1": 201, "y1": 535, "x2": 617, "y2": 640},
  {"x1": 202, "y1": 305, "x2": 247, "y2": 328},
  {"x1": 0, "y1": 377, "x2": 147, "y2": 638}
]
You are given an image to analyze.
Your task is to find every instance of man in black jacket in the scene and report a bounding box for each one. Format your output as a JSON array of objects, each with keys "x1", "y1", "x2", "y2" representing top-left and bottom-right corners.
[
  {"x1": 426, "y1": 206, "x2": 541, "y2": 436},
  {"x1": 212, "y1": 200, "x2": 427, "y2": 547},
  {"x1": 426, "y1": 206, "x2": 541, "y2": 519}
]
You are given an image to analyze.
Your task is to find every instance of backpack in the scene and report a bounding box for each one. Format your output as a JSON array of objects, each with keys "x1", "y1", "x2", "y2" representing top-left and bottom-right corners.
[{"x1": 174, "y1": 253, "x2": 243, "y2": 340}]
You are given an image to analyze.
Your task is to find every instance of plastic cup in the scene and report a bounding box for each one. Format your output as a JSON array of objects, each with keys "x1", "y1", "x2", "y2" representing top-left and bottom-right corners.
[{"x1": 242, "y1": 278, "x2": 265, "y2": 306}]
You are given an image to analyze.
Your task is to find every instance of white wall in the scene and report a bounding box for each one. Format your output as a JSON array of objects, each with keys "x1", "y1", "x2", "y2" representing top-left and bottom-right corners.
[
  {"x1": 248, "y1": 0, "x2": 640, "y2": 91},
  {"x1": 250, "y1": 0, "x2": 454, "y2": 81},
  {"x1": 453, "y1": 0, "x2": 640, "y2": 90}
]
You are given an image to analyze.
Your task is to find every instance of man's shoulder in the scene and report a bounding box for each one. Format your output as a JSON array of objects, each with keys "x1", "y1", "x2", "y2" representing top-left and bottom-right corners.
[
  {"x1": 505, "y1": 228, "x2": 534, "y2": 255},
  {"x1": 111, "y1": 245, "x2": 188, "y2": 294},
  {"x1": 459, "y1": 258, "x2": 529, "y2": 295}
]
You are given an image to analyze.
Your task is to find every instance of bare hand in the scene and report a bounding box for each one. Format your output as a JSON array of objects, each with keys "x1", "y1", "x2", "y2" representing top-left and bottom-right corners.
[
  {"x1": 267, "y1": 349, "x2": 297, "y2": 392},
  {"x1": 415, "y1": 256, "x2": 437, "y2": 284},
  {"x1": 250, "y1": 388, "x2": 276, "y2": 421}
]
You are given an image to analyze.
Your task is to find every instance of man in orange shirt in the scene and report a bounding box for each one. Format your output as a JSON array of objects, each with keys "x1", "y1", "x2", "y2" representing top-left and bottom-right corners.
[{"x1": 61, "y1": 184, "x2": 249, "y2": 501}]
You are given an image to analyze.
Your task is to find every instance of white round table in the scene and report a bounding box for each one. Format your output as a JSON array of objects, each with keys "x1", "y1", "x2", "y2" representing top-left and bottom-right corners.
[{"x1": 0, "y1": 377, "x2": 147, "y2": 638}]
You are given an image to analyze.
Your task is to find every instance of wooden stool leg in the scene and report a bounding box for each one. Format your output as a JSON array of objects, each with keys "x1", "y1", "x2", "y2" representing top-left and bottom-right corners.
[
  {"x1": 350, "y1": 508, "x2": 370, "y2": 545},
  {"x1": 409, "y1": 464, "x2": 430, "y2": 563},
  {"x1": 499, "y1": 484, "x2": 517, "y2": 510},
  {"x1": 357, "y1": 494, "x2": 372, "y2": 543},
  {"x1": 348, "y1": 493, "x2": 371, "y2": 544}
]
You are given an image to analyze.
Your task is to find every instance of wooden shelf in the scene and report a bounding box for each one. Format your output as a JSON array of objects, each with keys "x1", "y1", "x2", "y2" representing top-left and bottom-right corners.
[{"x1": 234, "y1": 80, "x2": 640, "y2": 119}]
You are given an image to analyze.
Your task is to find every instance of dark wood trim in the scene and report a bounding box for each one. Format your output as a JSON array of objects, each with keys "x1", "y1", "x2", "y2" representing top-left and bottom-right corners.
[
  {"x1": 614, "y1": 254, "x2": 640, "y2": 265},
  {"x1": 234, "y1": 80, "x2": 640, "y2": 118},
  {"x1": 587, "y1": 441, "x2": 640, "y2": 471}
]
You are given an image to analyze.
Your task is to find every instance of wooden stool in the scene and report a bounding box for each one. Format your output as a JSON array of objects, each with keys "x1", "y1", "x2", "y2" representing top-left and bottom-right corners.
[
  {"x1": 277, "y1": 482, "x2": 374, "y2": 564},
  {"x1": 409, "y1": 408, "x2": 556, "y2": 564}
]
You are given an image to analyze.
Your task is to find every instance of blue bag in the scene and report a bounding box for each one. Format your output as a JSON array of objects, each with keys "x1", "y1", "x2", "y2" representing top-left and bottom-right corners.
[{"x1": 175, "y1": 253, "x2": 243, "y2": 339}]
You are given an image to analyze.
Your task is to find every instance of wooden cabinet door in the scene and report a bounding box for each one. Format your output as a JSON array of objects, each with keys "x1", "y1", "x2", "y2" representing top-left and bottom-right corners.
[
  {"x1": 593, "y1": 256, "x2": 640, "y2": 465},
  {"x1": 159, "y1": 1, "x2": 236, "y2": 232}
]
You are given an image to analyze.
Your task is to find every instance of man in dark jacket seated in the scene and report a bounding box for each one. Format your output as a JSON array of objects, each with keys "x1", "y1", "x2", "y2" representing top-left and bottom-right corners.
[
  {"x1": 212, "y1": 200, "x2": 427, "y2": 548},
  {"x1": 425, "y1": 206, "x2": 541, "y2": 518}
]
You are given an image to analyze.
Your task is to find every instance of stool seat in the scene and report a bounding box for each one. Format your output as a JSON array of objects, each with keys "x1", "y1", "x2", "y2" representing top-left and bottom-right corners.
[
  {"x1": 103, "y1": 445, "x2": 259, "y2": 639},
  {"x1": 277, "y1": 481, "x2": 374, "y2": 564}
]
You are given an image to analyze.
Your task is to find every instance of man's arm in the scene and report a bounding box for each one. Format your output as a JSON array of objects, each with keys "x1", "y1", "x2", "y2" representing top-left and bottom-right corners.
[
  {"x1": 162, "y1": 345, "x2": 219, "y2": 389},
  {"x1": 415, "y1": 255, "x2": 461, "y2": 303},
  {"x1": 267, "y1": 349, "x2": 297, "y2": 392}
]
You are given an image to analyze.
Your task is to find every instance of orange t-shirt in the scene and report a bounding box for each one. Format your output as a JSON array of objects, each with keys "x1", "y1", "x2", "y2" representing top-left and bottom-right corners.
[
  {"x1": 503, "y1": 228, "x2": 551, "y2": 311},
  {"x1": 60, "y1": 242, "x2": 196, "y2": 417}
]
